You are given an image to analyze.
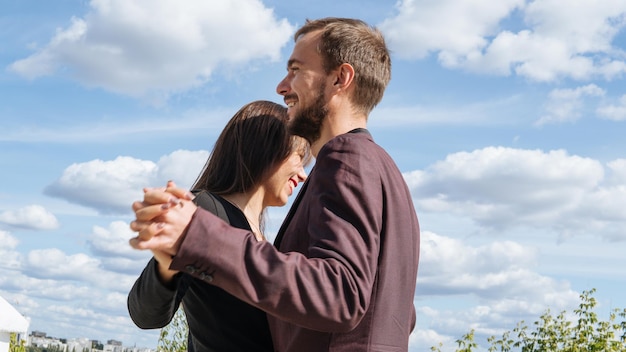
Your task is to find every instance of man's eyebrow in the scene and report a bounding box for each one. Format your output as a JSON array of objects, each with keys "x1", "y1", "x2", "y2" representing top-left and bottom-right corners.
[{"x1": 287, "y1": 58, "x2": 302, "y2": 68}]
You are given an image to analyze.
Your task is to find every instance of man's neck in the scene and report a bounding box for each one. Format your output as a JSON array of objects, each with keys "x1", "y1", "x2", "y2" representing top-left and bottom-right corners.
[{"x1": 311, "y1": 113, "x2": 367, "y2": 157}]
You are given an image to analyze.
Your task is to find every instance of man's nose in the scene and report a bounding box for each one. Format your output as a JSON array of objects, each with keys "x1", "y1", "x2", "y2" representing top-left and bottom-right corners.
[{"x1": 276, "y1": 76, "x2": 290, "y2": 96}]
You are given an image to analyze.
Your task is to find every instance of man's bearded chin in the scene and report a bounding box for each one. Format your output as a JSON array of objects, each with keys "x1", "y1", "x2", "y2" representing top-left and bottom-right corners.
[{"x1": 288, "y1": 94, "x2": 327, "y2": 145}]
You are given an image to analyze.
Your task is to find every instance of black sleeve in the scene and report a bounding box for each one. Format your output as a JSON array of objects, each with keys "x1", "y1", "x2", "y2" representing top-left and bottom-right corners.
[
  {"x1": 127, "y1": 190, "x2": 228, "y2": 329},
  {"x1": 127, "y1": 258, "x2": 183, "y2": 328}
]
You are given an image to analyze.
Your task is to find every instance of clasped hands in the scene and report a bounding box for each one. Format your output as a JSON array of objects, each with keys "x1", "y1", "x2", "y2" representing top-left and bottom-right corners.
[{"x1": 129, "y1": 181, "x2": 198, "y2": 258}]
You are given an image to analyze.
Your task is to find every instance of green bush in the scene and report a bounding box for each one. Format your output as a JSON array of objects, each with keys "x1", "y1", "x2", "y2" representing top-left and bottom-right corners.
[
  {"x1": 432, "y1": 289, "x2": 626, "y2": 352},
  {"x1": 157, "y1": 307, "x2": 189, "y2": 352},
  {"x1": 9, "y1": 333, "x2": 26, "y2": 352}
]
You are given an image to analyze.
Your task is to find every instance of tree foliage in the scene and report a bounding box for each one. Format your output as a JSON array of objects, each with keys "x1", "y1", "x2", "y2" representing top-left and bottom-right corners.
[
  {"x1": 432, "y1": 289, "x2": 626, "y2": 352},
  {"x1": 157, "y1": 307, "x2": 189, "y2": 352},
  {"x1": 9, "y1": 333, "x2": 26, "y2": 352}
]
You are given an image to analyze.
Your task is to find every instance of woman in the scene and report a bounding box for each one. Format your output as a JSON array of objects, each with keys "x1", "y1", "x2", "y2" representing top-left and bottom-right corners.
[{"x1": 127, "y1": 100, "x2": 310, "y2": 351}]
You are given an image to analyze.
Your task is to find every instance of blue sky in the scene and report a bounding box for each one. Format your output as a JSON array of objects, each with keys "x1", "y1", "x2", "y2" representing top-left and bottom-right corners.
[{"x1": 1, "y1": 0, "x2": 625, "y2": 351}]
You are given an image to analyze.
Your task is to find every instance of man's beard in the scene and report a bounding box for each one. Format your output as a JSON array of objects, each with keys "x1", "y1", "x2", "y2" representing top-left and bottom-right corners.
[{"x1": 288, "y1": 83, "x2": 328, "y2": 144}]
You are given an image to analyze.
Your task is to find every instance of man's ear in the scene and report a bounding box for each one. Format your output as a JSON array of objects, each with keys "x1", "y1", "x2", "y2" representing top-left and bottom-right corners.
[{"x1": 332, "y1": 63, "x2": 355, "y2": 89}]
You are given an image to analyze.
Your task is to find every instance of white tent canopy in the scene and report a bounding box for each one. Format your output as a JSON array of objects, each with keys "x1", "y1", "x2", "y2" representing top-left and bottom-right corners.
[
  {"x1": 0, "y1": 295, "x2": 29, "y2": 333},
  {"x1": 0, "y1": 295, "x2": 29, "y2": 352}
]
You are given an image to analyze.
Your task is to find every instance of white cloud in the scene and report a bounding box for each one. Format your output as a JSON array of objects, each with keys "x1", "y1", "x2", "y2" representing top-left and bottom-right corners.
[
  {"x1": 44, "y1": 156, "x2": 157, "y2": 214},
  {"x1": 0, "y1": 245, "x2": 156, "y2": 345},
  {"x1": 379, "y1": 0, "x2": 524, "y2": 61},
  {"x1": 26, "y1": 281, "x2": 95, "y2": 302},
  {"x1": 0, "y1": 230, "x2": 19, "y2": 250},
  {"x1": 422, "y1": 234, "x2": 535, "y2": 274},
  {"x1": 380, "y1": 0, "x2": 626, "y2": 81},
  {"x1": 0, "y1": 231, "x2": 21, "y2": 270},
  {"x1": 409, "y1": 328, "x2": 454, "y2": 352},
  {"x1": 413, "y1": 231, "x2": 580, "y2": 350},
  {"x1": 417, "y1": 232, "x2": 567, "y2": 300},
  {"x1": 156, "y1": 149, "x2": 210, "y2": 188},
  {"x1": 8, "y1": 0, "x2": 294, "y2": 102},
  {"x1": 25, "y1": 248, "x2": 101, "y2": 279},
  {"x1": 44, "y1": 150, "x2": 208, "y2": 214},
  {"x1": 606, "y1": 159, "x2": 626, "y2": 184},
  {"x1": 89, "y1": 221, "x2": 147, "y2": 258},
  {"x1": 597, "y1": 94, "x2": 626, "y2": 121},
  {"x1": 90, "y1": 291, "x2": 129, "y2": 314},
  {"x1": 88, "y1": 221, "x2": 153, "y2": 274},
  {"x1": 535, "y1": 84, "x2": 605, "y2": 125},
  {"x1": 405, "y1": 147, "x2": 626, "y2": 240},
  {"x1": 23, "y1": 248, "x2": 137, "y2": 291},
  {"x1": 2, "y1": 241, "x2": 137, "y2": 301},
  {"x1": 0, "y1": 204, "x2": 60, "y2": 230}
]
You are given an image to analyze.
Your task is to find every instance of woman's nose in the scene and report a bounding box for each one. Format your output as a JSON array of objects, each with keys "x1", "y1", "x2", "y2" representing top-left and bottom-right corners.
[{"x1": 296, "y1": 167, "x2": 307, "y2": 182}]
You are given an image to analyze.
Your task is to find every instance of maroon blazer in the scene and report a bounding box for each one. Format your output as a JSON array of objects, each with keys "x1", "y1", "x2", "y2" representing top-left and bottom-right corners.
[{"x1": 171, "y1": 129, "x2": 420, "y2": 351}]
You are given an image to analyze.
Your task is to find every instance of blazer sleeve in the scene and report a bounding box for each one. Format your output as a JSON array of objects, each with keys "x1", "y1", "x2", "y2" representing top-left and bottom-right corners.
[
  {"x1": 127, "y1": 257, "x2": 182, "y2": 328},
  {"x1": 170, "y1": 136, "x2": 384, "y2": 332}
]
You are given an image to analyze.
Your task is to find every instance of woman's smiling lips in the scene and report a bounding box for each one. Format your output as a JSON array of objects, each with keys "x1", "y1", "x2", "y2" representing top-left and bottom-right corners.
[{"x1": 289, "y1": 178, "x2": 299, "y2": 194}]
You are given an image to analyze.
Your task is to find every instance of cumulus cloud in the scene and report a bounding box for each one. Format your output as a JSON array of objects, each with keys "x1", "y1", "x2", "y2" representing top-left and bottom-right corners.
[
  {"x1": 0, "y1": 230, "x2": 19, "y2": 250},
  {"x1": 405, "y1": 147, "x2": 626, "y2": 240},
  {"x1": 156, "y1": 149, "x2": 210, "y2": 186},
  {"x1": 22, "y1": 248, "x2": 137, "y2": 292},
  {"x1": 379, "y1": 0, "x2": 524, "y2": 61},
  {"x1": 26, "y1": 295, "x2": 140, "y2": 343},
  {"x1": 24, "y1": 280, "x2": 95, "y2": 302},
  {"x1": 417, "y1": 232, "x2": 570, "y2": 301},
  {"x1": 535, "y1": 84, "x2": 605, "y2": 125},
  {"x1": 409, "y1": 328, "x2": 454, "y2": 352},
  {"x1": 0, "y1": 225, "x2": 150, "y2": 341},
  {"x1": 44, "y1": 156, "x2": 157, "y2": 214},
  {"x1": 597, "y1": 94, "x2": 626, "y2": 121},
  {"x1": 606, "y1": 159, "x2": 626, "y2": 184},
  {"x1": 380, "y1": 0, "x2": 626, "y2": 81},
  {"x1": 89, "y1": 221, "x2": 144, "y2": 258},
  {"x1": 0, "y1": 205, "x2": 60, "y2": 230},
  {"x1": 0, "y1": 231, "x2": 21, "y2": 270},
  {"x1": 88, "y1": 221, "x2": 152, "y2": 273},
  {"x1": 44, "y1": 150, "x2": 208, "y2": 214},
  {"x1": 88, "y1": 291, "x2": 129, "y2": 314},
  {"x1": 413, "y1": 231, "x2": 580, "y2": 349},
  {"x1": 8, "y1": 0, "x2": 293, "y2": 102},
  {"x1": 25, "y1": 249, "x2": 101, "y2": 280}
]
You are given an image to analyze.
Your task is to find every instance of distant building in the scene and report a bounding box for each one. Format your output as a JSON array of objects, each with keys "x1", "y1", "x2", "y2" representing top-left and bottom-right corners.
[
  {"x1": 67, "y1": 337, "x2": 91, "y2": 352},
  {"x1": 104, "y1": 339, "x2": 123, "y2": 352},
  {"x1": 31, "y1": 331, "x2": 46, "y2": 338},
  {"x1": 28, "y1": 334, "x2": 64, "y2": 351},
  {"x1": 24, "y1": 330, "x2": 153, "y2": 352},
  {"x1": 122, "y1": 348, "x2": 153, "y2": 352}
]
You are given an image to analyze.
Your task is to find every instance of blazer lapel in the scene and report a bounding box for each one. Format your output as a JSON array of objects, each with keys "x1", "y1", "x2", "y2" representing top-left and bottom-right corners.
[{"x1": 273, "y1": 177, "x2": 310, "y2": 248}]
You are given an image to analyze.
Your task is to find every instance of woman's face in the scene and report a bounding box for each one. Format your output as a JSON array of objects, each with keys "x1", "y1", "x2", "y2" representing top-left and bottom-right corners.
[{"x1": 263, "y1": 150, "x2": 307, "y2": 207}]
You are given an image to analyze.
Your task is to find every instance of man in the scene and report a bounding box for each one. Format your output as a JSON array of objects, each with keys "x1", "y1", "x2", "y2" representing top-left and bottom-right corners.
[{"x1": 131, "y1": 17, "x2": 420, "y2": 351}]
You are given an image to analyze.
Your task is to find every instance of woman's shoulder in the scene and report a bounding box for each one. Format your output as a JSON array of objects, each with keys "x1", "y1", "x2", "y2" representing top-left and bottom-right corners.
[{"x1": 191, "y1": 190, "x2": 230, "y2": 223}]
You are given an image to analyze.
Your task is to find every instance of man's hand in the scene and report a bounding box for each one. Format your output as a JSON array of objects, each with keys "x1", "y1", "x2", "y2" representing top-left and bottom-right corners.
[{"x1": 128, "y1": 181, "x2": 197, "y2": 257}]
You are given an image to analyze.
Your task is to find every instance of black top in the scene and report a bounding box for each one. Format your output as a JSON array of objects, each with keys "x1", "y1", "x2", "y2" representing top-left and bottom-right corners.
[{"x1": 127, "y1": 192, "x2": 273, "y2": 352}]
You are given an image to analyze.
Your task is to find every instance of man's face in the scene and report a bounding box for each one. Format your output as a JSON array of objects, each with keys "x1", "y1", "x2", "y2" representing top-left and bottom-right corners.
[
  {"x1": 288, "y1": 81, "x2": 327, "y2": 144},
  {"x1": 276, "y1": 31, "x2": 330, "y2": 144}
]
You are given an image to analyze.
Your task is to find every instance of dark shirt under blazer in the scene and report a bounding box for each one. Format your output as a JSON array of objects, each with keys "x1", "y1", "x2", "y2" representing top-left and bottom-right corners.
[{"x1": 171, "y1": 130, "x2": 420, "y2": 351}]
